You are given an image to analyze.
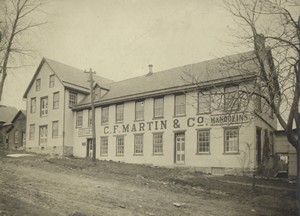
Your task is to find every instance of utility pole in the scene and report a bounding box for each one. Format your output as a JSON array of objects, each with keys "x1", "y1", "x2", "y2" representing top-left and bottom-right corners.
[
  {"x1": 297, "y1": 16, "x2": 300, "y2": 216},
  {"x1": 85, "y1": 68, "x2": 96, "y2": 161}
]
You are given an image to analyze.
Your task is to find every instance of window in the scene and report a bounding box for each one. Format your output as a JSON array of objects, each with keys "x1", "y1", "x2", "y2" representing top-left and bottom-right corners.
[
  {"x1": 14, "y1": 130, "x2": 19, "y2": 144},
  {"x1": 153, "y1": 133, "x2": 163, "y2": 154},
  {"x1": 224, "y1": 86, "x2": 239, "y2": 111},
  {"x1": 52, "y1": 121, "x2": 58, "y2": 138},
  {"x1": 100, "y1": 137, "x2": 108, "y2": 156},
  {"x1": 175, "y1": 94, "x2": 186, "y2": 116},
  {"x1": 154, "y1": 98, "x2": 164, "y2": 118},
  {"x1": 197, "y1": 130, "x2": 210, "y2": 153},
  {"x1": 134, "y1": 134, "x2": 143, "y2": 155},
  {"x1": 30, "y1": 124, "x2": 35, "y2": 140},
  {"x1": 116, "y1": 104, "x2": 124, "y2": 123},
  {"x1": 88, "y1": 109, "x2": 92, "y2": 127},
  {"x1": 40, "y1": 97, "x2": 48, "y2": 117},
  {"x1": 69, "y1": 92, "x2": 77, "y2": 108},
  {"x1": 30, "y1": 97, "x2": 36, "y2": 113},
  {"x1": 36, "y1": 79, "x2": 41, "y2": 91},
  {"x1": 49, "y1": 74, "x2": 55, "y2": 88},
  {"x1": 39, "y1": 125, "x2": 48, "y2": 145},
  {"x1": 135, "y1": 101, "x2": 144, "y2": 121},
  {"x1": 53, "y1": 92, "x2": 59, "y2": 109},
  {"x1": 101, "y1": 106, "x2": 109, "y2": 125},
  {"x1": 116, "y1": 136, "x2": 124, "y2": 156},
  {"x1": 198, "y1": 91, "x2": 211, "y2": 113},
  {"x1": 224, "y1": 128, "x2": 239, "y2": 153},
  {"x1": 22, "y1": 132, "x2": 26, "y2": 146},
  {"x1": 76, "y1": 111, "x2": 83, "y2": 128}
]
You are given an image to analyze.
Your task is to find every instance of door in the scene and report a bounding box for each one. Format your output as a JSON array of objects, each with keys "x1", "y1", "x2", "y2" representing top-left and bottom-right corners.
[
  {"x1": 175, "y1": 133, "x2": 185, "y2": 164},
  {"x1": 87, "y1": 138, "x2": 93, "y2": 158},
  {"x1": 39, "y1": 126, "x2": 48, "y2": 145}
]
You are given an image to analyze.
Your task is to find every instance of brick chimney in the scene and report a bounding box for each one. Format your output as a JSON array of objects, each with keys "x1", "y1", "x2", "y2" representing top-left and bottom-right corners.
[{"x1": 147, "y1": 64, "x2": 153, "y2": 76}]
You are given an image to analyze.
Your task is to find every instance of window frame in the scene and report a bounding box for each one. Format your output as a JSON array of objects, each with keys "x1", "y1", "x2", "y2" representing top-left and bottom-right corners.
[
  {"x1": 30, "y1": 97, "x2": 36, "y2": 114},
  {"x1": 224, "y1": 85, "x2": 240, "y2": 112},
  {"x1": 36, "y1": 79, "x2": 41, "y2": 91},
  {"x1": 135, "y1": 100, "x2": 145, "y2": 121},
  {"x1": 100, "y1": 136, "x2": 108, "y2": 156},
  {"x1": 224, "y1": 127, "x2": 239, "y2": 154},
  {"x1": 101, "y1": 106, "x2": 109, "y2": 125},
  {"x1": 14, "y1": 130, "x2": 19, "y2": 144},
  {"x1": 153, "y1": 132, "x2": 163, "y2": 155},
  {"x1": 40, "y1": 96, "x2": 48, "y2": 117},
  {"x1": 76, "y1": 111, "x2": 83, "y2": 128},
  {"x1": 115, "y1": 103, "x2": 124, "y2": 123},
  {"x1": 197, "y1": 129, "x2": 210, "y2": 154},
  {"x1": 52, "y1": 121, "x2": 59, "y2": 138},
  {"x1": 49, "y1": 74, "x2": 55, "y2": 88},
  {"x1": 29, "y1": 124, "x2": 35, "y2": 140},
  {"x1": 134, "y1": 134, "x2": 144, "y2": 155},
  {"x1": 153, "y1": 97, "x2": 164, "y2": 118},
  {"x1": 197, "y1": 91, "x2": 211, "y2": 114},
  {"x1": 116, "y1": 136, "x2": 125, "y2": 156},
  {"x1": 174, "y1": 94, "x2": 186, "y2": 116},
  {"x1": 69, "y1": 92, "x2": 77, "y2": 108},
  {"x1": 53, "y1": 92, "x2": 59, "y2": 109}
]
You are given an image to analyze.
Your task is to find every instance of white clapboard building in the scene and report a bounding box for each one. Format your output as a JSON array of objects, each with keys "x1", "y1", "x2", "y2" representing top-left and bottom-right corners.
[{"x1": 24, "y1": 51, "x2": 277, "y2": 174}]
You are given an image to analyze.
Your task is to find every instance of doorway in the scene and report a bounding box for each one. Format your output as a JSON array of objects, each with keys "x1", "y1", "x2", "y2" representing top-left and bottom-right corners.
[
  {"x1": 256, "y1": 127, "x2": 262, "y2": 168},
  {"x1": 86, "y1": 138, "x2": 93, "y2": 158},
  {"x1": 175, "y1": 133, "x2": 185, "y2": 164}
]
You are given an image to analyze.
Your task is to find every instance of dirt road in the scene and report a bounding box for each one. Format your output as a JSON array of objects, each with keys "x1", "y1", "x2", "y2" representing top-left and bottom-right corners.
[{"x1": 0, "y1": 154, "x2": 293, "y2": 216}]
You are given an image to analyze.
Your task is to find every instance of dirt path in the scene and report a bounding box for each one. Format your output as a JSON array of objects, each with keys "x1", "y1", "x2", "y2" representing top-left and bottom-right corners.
[{"x1": 0, "y1": 157, "x2": 287, "y2": 216}]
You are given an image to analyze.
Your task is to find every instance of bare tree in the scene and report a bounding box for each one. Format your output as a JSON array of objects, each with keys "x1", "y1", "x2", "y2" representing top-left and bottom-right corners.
[
  {"x1": 0, "y1": 0, "x2": 45, "y2": 101},
  {"x1": 222, "y1": 0, "x2": 300, "y2": 213}
]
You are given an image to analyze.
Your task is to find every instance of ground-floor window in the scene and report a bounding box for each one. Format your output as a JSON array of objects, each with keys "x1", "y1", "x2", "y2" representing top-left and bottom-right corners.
[
  {"x1": 30, "y1": 124, "x2": 35, "y2": 140},
  {"x1": 52, "y1": 121, "x2": 58, "y2": 138},
  {"x1": 100, "y1": 136, "x2": 108, "y2": 156},
  {"x1": 153, "y1": 133, "x2": 163, "y2": 155},
  {"x1": 116, "y1": 136, "x2": 124, "y2": 156},
  {"x1": 224, "y1": 127, "x2": 239, "y2": 153},
  {"x1": 134, "y1": 134, "x2": 143, "y2": 155},
  {"x1": 197, "y1": 130, "x2": 210, "y2": 153},
  {"x1": 14, "y1": 130, "x2": 19, "y2": 145}
]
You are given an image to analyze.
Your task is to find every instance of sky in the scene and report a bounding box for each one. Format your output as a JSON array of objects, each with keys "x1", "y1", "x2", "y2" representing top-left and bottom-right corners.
[{"x1": 2, "y1": 0, "x2": 247, "y2": 109}]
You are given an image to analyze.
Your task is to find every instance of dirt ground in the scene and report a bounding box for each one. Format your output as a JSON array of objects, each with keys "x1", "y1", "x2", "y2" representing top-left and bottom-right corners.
[{"x1": 0, "y1": 149, "x2": 296, "y2": 216}]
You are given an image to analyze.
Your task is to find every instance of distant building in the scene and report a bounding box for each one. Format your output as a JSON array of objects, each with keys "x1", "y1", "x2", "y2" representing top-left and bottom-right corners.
[
  {"x1": 2, "y1": 110, "x2": 27, "y2": 150},
  {"x1": 23, "y1": 49, "x2": 282, "y2": 174},
  {"x1": 0, "y1": 105, "x2": 18, "y2": 148},
  {"x1": 23, "y1": 58, "x2": 113, "y2": 156}
]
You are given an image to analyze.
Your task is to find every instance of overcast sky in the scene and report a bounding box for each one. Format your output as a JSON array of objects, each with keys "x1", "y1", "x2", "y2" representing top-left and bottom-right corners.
[{"x1": 2, "y1": 0, "x2": 249, "y2": 109}]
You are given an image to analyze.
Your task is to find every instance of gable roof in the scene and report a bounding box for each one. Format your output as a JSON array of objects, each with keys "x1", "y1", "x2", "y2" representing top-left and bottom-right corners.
[
  {"x1": 0, "y1": 106, "x2": 18, "y2": 124},
  {"x1": 23, "y1": 58, "x2": 114, "y2": 98},
  {"x1": 74, "y1": 50, "x2": 259, "y2": 110}
]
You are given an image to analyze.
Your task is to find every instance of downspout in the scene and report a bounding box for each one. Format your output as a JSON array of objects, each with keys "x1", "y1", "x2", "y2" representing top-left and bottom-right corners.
[{"x1": 62, "y1": 90, "x2": 66, "y2": 156}]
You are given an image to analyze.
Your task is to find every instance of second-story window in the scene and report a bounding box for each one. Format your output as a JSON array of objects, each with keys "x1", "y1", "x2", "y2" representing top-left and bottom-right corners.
[
  {"x1": 69, "y1": 92, "x2": 77, "y2": 108},
  {"x1": 224, "y1": 85, "x2": 240, "y2": 111},
  {"x1": 101, "y1": 106, "x2": 109, "y2": 125},
  {"x1": 76, "y1": 111, "x2": 83, "y2": 128},
  {"x1": 53, "y1": 92, "x2": 59, "y2": 109},
  {"x1": 40, "y1": 97, "x2": 48, "y2": 117},
  {"x1": 49, "y1": 74, "x2": 55, "y2": 88},
  {"x1": 154, "y1": 97, "x2": 164, "y2": 118},
  {"x1": 198, "y1": 91, "x2": 211, "y2": 113},
  {"x1": 116, "y1": 104, "x2": 124, "y2": 123},
  {"x1": 36, "y1": 79, "x2": 41, "y2": 91},
  {"x1": 175, "y1": 94, "x2": 186, "y2": 116},
  {"x1": 135, "y1": 101, "x2": 144, "y2": 121},
  {"x1": 30, "y1": 97, "x2": 36, "y2": 113}
]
